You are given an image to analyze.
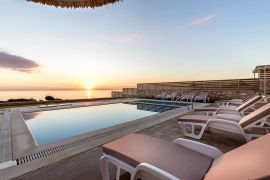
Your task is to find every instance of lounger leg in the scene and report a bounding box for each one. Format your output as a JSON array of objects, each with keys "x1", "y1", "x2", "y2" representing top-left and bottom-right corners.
[
  {"x1": 178, "y1": 122, "x2": 206, "y2": 139},
  {"x1": 100, "y1": 155, "x2": 110, "y2": 180},
  {"x1": 100, "y1": 154, "x2": 135, "y2": 180}
]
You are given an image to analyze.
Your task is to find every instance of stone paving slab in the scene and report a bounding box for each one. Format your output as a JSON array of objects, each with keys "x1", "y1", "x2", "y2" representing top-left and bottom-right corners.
[{"x1": 0, "y1": 110, "x2": 12, "y2": 163}]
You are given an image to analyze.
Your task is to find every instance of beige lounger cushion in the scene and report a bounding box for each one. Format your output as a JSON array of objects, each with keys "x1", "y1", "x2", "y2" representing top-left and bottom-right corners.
[
  {"x1": 239, "y1": 103, "x2": 270, "y2": 128},
  {"x1": 204, "y1": 134, "x2": 270, "y2": 180},
  {"x1": 215, "y1": 109, "x2": 241, "y2": 116},
  {"x1": 103, "y1": 134, "x2": 213, "y2": 180},
  {"x1": 177, "y1": 115, "x2": 212, "y2": 123},
  {"x1": 193, "y1": 107, "x2": 218, "y2": 112}
]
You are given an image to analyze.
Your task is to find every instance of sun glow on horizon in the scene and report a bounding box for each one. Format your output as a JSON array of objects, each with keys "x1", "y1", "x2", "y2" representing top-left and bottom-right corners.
[{"x1": 86, "y1": 81, "x2": 95, "y2": 90}]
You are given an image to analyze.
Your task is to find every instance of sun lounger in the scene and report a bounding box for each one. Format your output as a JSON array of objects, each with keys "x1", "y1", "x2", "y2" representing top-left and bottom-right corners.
[
  {"x1": 178, "y1": 102, "x2": 270, "y2": 141},
  {"x1": 194, "y1": 92, "x2": 208, "y2": 102},
  {"x1": 193, "y1": 95, "x2": 263, "y2": 119},
  {"x1": 156, "y1": 92, "x2": 167, "y2": 100},
  {"x1": 164, "y1": 92, "x2": 177, "y2": 100},
  {"x1": 100, "y1": 133, "x2": 270, "y2": 180},
  {"x1": 177, "y1": 92, "x2": 196, "y2": 102},
  {"x1": 216, "y1": 92, "x2": 259, "y2": 107}
]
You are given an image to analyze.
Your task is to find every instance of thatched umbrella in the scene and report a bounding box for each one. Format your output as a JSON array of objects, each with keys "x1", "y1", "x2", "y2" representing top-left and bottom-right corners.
[{"x1": 27, "y1": 0, "x2": 121, "y2": 8}]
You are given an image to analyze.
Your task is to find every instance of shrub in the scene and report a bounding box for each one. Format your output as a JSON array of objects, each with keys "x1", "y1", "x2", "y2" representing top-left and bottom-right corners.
[{"x1": 45, "y1": 96, "x2": 55, "y2": 101}]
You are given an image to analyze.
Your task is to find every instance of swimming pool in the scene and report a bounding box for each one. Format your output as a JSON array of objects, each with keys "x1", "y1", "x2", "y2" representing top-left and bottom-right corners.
[{"x1": 23, "y1": 103, "x2": 159, "y2": 145}]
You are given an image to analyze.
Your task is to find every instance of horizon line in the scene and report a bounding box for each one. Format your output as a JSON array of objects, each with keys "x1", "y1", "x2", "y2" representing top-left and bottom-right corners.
[{"x1": 0, "y1": 88, "x2": 125, "y2": 91}]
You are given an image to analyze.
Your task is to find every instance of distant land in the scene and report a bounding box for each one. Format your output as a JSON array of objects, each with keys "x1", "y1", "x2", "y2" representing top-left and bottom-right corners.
[{"x1": 0, "y1": 86, "x2": 133, "y2": 91}]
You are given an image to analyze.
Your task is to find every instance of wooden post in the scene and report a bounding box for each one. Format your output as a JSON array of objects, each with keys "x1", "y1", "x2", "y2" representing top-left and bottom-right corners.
[{"x1": 264, "y1": 68, "x2": 267, "y2": 96}]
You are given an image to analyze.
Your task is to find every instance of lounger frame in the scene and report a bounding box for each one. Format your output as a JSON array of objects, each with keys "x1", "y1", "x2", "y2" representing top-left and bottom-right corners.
[
  {"x1": 100, "y1": 138, "x2": 222, "y2": 180},
  {"x1": 194, "y1": 97, "x2": 265, "y2": 118},
  {"x1": 179, "y1": 113, "x2": 270, "y2": 142}
]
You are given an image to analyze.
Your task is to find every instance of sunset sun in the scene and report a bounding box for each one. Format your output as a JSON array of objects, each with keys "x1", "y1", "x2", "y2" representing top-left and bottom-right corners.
[{"x1": 86, "y1": 81, "x2": 94, "y2": 90}]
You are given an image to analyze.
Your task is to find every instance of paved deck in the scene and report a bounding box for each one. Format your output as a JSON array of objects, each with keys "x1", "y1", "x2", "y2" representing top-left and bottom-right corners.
[{"x1": 11, "y1": 118, "x2": 245, "y2": 180}]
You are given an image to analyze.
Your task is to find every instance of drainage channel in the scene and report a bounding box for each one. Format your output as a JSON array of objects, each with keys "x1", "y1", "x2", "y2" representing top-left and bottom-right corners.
[{"x1": 16, "y1": 136, "x2": 95, "y2": 165}]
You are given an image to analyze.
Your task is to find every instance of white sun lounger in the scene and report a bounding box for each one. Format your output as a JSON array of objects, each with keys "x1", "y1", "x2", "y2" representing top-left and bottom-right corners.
[
  {"x1": 193, "y1": 95, "x2": 263, "y2": 120},
  {"x1": 194, "y1": 92, "x2": 208, "y2": 102},
  {"x1": 164, "y1": 92, "x2": 177, "y2": 100},
  {"x1": 100, "y1": 133, "x2": 270, "y2": 180},
  {"x1": 176, "y1": 92, "x2": 196, "y2": 102},
  {"x1": 178, "y1": 102, "x2": 270, "y2": 142},
  {"x1": 156, "y1": 92, "x2": 167, "y2": 100},
  {"x1": 215, "y1": 92, "x2": 259, "y2": 107}
]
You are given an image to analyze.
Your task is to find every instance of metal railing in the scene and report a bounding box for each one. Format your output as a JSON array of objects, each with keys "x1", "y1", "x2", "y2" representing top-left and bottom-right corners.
[{"x1": 175, "y1": 96, "x2": 194, "y2": 111}]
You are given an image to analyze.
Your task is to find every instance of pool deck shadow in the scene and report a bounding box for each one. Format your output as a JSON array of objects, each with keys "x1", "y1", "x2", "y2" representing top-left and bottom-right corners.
[{"x1": 10, "y1": 117, "x2": 245, "y2": 180}]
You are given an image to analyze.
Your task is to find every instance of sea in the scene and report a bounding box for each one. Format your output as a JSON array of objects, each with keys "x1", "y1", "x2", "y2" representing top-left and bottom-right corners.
[{"x1": 0, "y1": 90, "x2": 119, "y2": 101}]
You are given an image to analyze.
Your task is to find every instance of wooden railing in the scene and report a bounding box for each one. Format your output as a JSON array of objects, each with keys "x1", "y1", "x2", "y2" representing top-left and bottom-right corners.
[
  {"x1": 122, "y1": 88, "x2": 137, "y2": 97},
  {"x1": 137, "y1": 78, "x2": 260, "y2": 100}
]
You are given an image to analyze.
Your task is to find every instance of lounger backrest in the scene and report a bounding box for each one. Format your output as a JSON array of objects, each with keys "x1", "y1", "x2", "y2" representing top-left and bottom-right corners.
[
  {"x1": 236, "y1": 95, "x2": 261, "y2": 112},
  {"x1": 243, "y1": 92, "x2": 259, "y2": 103},
  {"x1": 204, "y1": 134, "x2": 270, "y2": 180},
  {"x1": 239, "y1": 102, "x2": 270, "y2": 128}
]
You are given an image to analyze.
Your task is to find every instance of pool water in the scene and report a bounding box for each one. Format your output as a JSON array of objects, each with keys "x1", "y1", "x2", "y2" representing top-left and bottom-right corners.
[{"x1": 23, "y1": 103, "x2": 158, "y2": 145}]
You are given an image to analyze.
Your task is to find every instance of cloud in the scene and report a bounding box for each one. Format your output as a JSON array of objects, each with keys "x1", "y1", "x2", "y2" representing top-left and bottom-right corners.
[
  {"x1": 0, "y1": 52, "x2": 40, "y2": 73},
  {"x1": 119, "y1": 33, "x2": 145, "y2": 44},
  {"x1": 188, "y1": 14, "x2": 216, "y2": 26}
]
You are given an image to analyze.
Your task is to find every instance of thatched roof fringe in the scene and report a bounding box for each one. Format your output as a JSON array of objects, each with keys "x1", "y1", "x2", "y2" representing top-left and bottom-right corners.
[{"x1": 27, "y1": 0, "x2": 121, "y2": 9}]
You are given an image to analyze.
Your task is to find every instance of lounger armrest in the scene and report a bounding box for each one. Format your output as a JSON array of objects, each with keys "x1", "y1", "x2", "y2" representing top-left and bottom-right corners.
[
  {"x1": 174, "y1": 138, "x2": 223, "y2": 159},
  {"x1": 132, "y1": 163, "x2": 179, "y2": 180}
]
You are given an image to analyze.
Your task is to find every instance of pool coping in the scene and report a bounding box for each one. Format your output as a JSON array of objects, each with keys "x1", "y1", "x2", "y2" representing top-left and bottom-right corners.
[{"x1": 0, "y1": 98, "x2": 208, "y2": 179}]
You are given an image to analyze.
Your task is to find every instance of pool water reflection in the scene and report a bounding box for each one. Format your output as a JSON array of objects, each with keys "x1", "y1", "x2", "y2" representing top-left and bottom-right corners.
[{"x1": 23, "y1": 103, "x2": 157, "y2": 145}]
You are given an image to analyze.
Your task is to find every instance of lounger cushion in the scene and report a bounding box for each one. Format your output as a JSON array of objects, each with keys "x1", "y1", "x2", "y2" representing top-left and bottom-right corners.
[
  {"x1": 214, "y1": 114, "x2": 241, "y2": 121},
  {"x1": 103, "y1": 134, "x2": 213, "y2": 180},
  {"x1": 194, "y1": 106, "x2": 238, "y2": 112},
  {"x1": 214, "y1": 109, "x2": 241, "y2": 121},
  {"x1": 239, "y1": 103, "x2": 270, "y2": 128},
  {"x1": 215, "y1": 109, "x2": 241, "y2": 116},
  {"x1": 193, "y1": 107, "x2": 218, "y2": 112},
  {"x1": 177, "y1": 115, "x2": 212, "y2": 123},
  {"x1": 204, "y1": 134, "x2": 270, "y2": 180}
]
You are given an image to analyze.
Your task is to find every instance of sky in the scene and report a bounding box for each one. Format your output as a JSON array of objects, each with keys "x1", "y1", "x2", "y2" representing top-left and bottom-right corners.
[{"x1": 0, "y1": 0, "x2": 270, "y2": 90}]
